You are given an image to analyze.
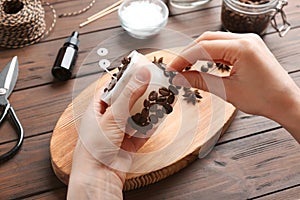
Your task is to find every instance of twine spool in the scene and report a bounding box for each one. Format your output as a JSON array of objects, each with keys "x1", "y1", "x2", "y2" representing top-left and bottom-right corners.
[
  {"x1": 0, "y1": 0, "x2": 95, "y2": 48},
  {"x1": 0, "y1": 0, "x2": 57, "y2": 48}
]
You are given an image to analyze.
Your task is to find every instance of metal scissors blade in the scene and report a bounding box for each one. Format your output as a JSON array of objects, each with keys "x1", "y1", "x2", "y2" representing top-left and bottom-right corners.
[
  {"x1": 0, "y1": 56, "x2": 23, "y2": 163},
  {"x1": 0, "y1": 56, "x2": 19, "y2": 98}
]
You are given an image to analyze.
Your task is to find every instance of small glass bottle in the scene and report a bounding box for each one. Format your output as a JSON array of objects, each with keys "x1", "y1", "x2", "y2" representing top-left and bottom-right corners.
[
  {"x1": 52, "y1": 31, "x2": 80, "y2": 81},
  {"x1": 221, "y1": 0, "x2": 290, "y2": 37}
]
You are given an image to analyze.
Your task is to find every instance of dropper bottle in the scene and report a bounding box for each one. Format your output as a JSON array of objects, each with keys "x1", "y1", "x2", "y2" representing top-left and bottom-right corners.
[{"x1": 52, "y1": 31, "x2": 80, "y2": 81}]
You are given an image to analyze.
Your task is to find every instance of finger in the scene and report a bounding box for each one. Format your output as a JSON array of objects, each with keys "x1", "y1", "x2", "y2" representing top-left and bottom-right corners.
[
  {"x1": 167, "y1": 31, "x2": 238, "y2": 71},
  {"x1": 173, "y1": 70, "x2": 230, "y2": 101},
  {"x1": 109, "y1": 67, "x2": 151, "y2": 134},
  {"x1": 195, "y1": 31, "x2": 249, "y2": 42},
  {"x1": 116, "y1": 67, "x2": 151, "y2": 110},
  {"x1": 168, "y1": 32, "x2": 255, "y2": 72},
  {"x1": 171, "y1": 39, "x2": 243, "y2": 71},
  {"x1": 167, "y1": 42, "x2": 211, "y2": 72},
  {"x1": 198, "y1": 39, "x2": 243, "y2": 65}
]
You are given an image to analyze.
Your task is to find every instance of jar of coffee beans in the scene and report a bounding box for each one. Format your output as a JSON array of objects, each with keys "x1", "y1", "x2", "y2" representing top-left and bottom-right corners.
[{"x1": 221, "y1": 0, "x2": 291, "y2": 37}]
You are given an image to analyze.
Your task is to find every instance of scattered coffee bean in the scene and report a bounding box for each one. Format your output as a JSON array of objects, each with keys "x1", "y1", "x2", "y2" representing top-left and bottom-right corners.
[
  {"x1": 207, "y1": 61, "x2": 214, "y2": 68},
  {"x1": 149, "y1": 104, "x2": 158, "y2": 112},
  {"x1": 163, "y1": 103, "x2": 173, "y2": 114},
  {"x1": 132, "y1": 113, "x2": 142, "y2": 124},
  {"x1": 149, "y1": 114, "x2": 158, "y2": 124},
  {"x1": 164, "y1": 70, "x2": 171, "y2": 77},
  {"x1": 156, "y1": 109, "x2": 164, "y2": 118},
  {"x1": 141, "y1": 108, "x2": 149, "y2": 118},
  {"x1": 156, "y1": 96, "x2": 166, "y2": 104},
  {"x1": 149, "y1": 91, "x2": 158, "y2": 101},
  {"x1": 159, "y1": 87, "x2": 170, "y2": 96},
  {"x1": 106, "y1": 55, "x2": 206, "y2": 134},
  {"x1": 144, "y1": 99, "x2": 150, "y2": 108},
  {"x1": 201, "y1": 65, "x2": 209, "y2": 72},
  {"x1": 168, "y1": 85, "x2": 178, "y2": 95},
  {"x1": 167, "y1": 95, "x2": 175, "y2": 104}
]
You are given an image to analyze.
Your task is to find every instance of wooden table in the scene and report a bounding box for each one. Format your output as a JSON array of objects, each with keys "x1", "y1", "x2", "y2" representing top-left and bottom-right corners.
[{"x1": 0, "y1": 0, "x2": 299, "y2": 199}]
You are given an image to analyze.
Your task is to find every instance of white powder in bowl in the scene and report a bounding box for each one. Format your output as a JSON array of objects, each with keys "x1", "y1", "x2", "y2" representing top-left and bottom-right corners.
[{"x1": 120, "y1": 1, "x2": 165, "y2": 29}]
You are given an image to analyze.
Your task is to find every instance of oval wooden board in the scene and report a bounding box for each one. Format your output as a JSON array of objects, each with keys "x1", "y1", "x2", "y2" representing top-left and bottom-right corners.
[{"x1": 50, "y1": 50, "x2": 237, "y2": 191}]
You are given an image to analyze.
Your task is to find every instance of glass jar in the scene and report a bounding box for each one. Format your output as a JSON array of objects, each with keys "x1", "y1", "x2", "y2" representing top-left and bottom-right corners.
[
  {"x1": 221, "y1": 0, "x2": 291, "y2": 37},
  {"x1": 169, "y1": 0, "x2": 212, "y2": 9}
]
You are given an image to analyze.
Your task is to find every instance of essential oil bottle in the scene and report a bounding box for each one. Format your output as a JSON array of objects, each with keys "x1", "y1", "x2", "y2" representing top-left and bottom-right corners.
[{"x1": 52, "y1": 31, "x2": 80, "y2": 81}]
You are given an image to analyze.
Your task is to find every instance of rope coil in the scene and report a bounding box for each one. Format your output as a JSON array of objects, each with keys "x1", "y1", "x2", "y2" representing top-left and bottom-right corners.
[
  {"x1": 0, "y1": 0, "x2": 94, "y2": 48},
  {"x1": 0, "y1": 0, "x2": 56, "y2": 48}
]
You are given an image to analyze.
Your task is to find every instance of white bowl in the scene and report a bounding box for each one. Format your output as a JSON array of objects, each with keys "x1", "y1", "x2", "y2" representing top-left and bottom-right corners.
[{"x1": 118, "y1": 0, "x2": 169, "y2": 39}]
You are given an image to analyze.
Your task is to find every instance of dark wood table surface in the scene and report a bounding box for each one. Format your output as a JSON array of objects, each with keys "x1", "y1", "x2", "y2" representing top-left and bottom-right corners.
[{"x1": 1, "y1": 0, "x2": 300, "y2": 199}]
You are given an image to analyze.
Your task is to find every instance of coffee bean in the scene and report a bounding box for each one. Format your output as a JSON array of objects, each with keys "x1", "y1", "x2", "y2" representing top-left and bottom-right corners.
[
  {"x1": 144, "y1": 99, "x2": 150, "y2": 108},
  {"x1": 149, "y1": 104, "x2": 158, "y2": 112},
  {"x1": 132, "y1": 113, "x2": 142, "y2": 124},
  {"x1": 207, "y1": 62, "x2": 214, "y2": 68},
  {"x1": 167, "y1": 95, "x2": 175, "y2": 104},
  {"x1": 156, "y1": 109, "x2": 164, "y2": 118},
  {"x1": 221, "y1": 0, "x2": 270, "y2": 35},
  {"x1": 149, "y1": 114, "x2": 158, "y2": 124},
  {"x1": 149, "y1": 91, "x2": 158, "y2": 101},
  {"x1": 168, "y1": 76, "x2": 174, "y2": 85},
  {"x1": 156, "y1": 96, "x2": 167, "y2": 104},
  {"x1": 159, "y1": 87, "x2": 170, "y2": 96},
  {"x1": 141, "y1": 108, "x2": 149, "y2": 118},
  {"x1": 163, "y1": 70, "x2": 170, "y2": 77},
  {"x1": 139, "y1": 115, "x2": 148, "y2": 124},
  {"x1": 168, "y1": 85, "x2": 178, "y2": 95},
  {"x1": 201, "y1": 65, "x2": 209, "y2": 72},
  {"x1": 163, "y1": 104, "x2": 173, "y2": 114}
]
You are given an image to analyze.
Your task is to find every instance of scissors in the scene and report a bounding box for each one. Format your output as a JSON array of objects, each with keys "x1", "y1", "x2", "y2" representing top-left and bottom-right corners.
[{"x1": 0, "y1": 56, "x2": 24, "y2": 163}]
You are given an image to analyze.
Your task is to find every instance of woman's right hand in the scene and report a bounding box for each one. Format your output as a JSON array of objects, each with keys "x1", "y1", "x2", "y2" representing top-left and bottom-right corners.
[{"x1": 168, "y1": 31, "x2": 300, "y2": 142}]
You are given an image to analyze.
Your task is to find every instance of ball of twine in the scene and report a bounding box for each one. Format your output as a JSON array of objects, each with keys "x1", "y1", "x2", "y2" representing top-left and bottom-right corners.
[{"x1": 0, "y1": 0, "x2": 56, "y2": 48}]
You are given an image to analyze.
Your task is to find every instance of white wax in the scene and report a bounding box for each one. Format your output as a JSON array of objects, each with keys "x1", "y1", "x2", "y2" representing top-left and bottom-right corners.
[{"x1": 120, "y1": 1, "x2": 164, "y2": 29}]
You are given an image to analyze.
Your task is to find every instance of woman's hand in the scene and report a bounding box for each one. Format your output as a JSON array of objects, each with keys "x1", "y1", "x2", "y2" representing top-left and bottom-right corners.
[
  {"x1": 168, "y1": 31, "x2": 300, "y2": 142},
  {"x1": 67, "y1": 67, "x2": 151, "y2": 200}
]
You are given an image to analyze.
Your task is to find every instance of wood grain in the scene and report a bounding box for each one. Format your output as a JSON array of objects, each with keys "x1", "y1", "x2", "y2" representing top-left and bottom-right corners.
[
  {"x1": 0, "y1": 2, "x2": 299, "y2": 90},
  {"x1": 0, "y1": 0, "x2": 299, "y2": 198},
  {"x1": 124, "y1": 128, "x2": 300, "y2": 199},
  {"x1": 1, "y1": 128, "x2": 299, "y2": 199}
]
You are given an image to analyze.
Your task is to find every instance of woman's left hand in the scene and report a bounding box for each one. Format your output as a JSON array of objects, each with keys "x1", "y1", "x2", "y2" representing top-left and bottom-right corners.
[{"x1": 67, "y1": 67, "x2": 151, "y2": 200}]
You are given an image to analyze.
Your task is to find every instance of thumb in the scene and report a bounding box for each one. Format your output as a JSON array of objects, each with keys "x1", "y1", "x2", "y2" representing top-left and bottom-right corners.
[
  {"x1": 173, "y1": 70, "x2": 229, "y2": 101},
  {"x1": 109, "y1": 67, "x2": 151, "y2": 132}
]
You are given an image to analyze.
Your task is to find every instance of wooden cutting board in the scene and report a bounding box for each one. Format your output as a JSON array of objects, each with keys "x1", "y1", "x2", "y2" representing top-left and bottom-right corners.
[{"x1": 50, "y1": 50, "x2": 237, "y2": 191}]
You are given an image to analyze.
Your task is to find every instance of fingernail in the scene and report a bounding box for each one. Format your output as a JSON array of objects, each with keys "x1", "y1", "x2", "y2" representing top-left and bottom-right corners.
[
  {"x1": 135, "y1": 67, "x2": 149, "y2": 83},
  {"x1": 173, "y1": 75, "x2": 190, "y2": 87}
]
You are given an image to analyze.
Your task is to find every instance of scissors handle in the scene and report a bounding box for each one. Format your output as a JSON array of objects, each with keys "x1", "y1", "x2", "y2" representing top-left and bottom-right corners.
[{"x1": 0, "y1": 106, "x2": 24, "y2": 163}]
